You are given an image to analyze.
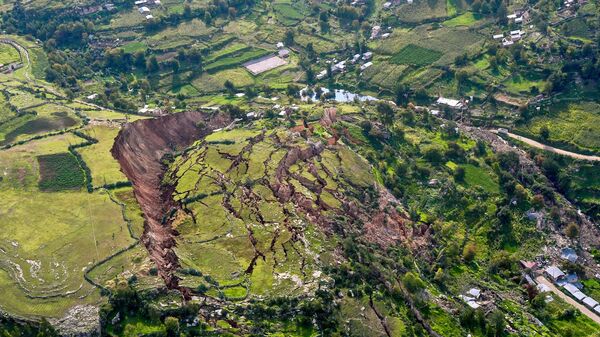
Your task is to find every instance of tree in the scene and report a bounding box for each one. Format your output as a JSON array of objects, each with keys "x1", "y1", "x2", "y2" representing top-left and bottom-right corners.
[
  {"x1": 454, "y1": 166, "x2": 466, "y2": 182},
  {"x1": 284, "y1": 29, "x2": 295, "y2": 46},
  {"x1": 488, "y1": 310, "x2": 505, "y2": 337},
  {"x1": 164, "y1": 317, "x2": 180, "y2": 337},
  {"x1": 146, "y1": 56, "x2": 159, "y2": 73},
  {"x1": 565, "y1": 222, "x2": 579, "y2": 239},
  {"x1": 224, "y1": 80, "x2": 236, "y2": 95},
  {"x1": 539, "y1": 125, "x2": 550, "y2": 140},
  {"x1": 462, "y1": 243, "x2": 476, "y2": 262},
  {"x1": 402, "y1": 272, "x2": 425, "y2": 293},
  {"x1": 376, "y1": 101, "x2": 395, "y2": 125}
]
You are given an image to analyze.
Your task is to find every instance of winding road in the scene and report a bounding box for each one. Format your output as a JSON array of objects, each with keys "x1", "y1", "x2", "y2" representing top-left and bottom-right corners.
[{"x1": 491, "y1": 130, "x2": 600, "y2": 162}]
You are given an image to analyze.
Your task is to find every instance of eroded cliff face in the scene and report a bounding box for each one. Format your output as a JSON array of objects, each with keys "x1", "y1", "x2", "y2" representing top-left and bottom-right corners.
[{"x1": 111, "y1": 111, "x2": 231, "y2": 294}]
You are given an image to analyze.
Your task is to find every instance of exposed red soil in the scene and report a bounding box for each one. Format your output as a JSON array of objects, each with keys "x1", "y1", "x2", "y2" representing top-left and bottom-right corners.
[{"x1": 111, "y1": 111, "x2": 231, "y2": 295}]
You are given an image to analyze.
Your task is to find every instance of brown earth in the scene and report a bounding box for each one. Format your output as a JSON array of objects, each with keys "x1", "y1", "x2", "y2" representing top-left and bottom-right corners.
[{"x1": 111, "y1": 111, "x2": 231, "y2": 295}]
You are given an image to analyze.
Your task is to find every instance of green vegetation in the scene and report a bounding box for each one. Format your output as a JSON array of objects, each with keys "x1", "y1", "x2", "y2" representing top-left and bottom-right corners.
[
  {"x1": 37, "y1": 152, "x2": 84, "y2": 191},
  {"x1": 390, "y1": 44, "x2": 443, "y2": 66}
]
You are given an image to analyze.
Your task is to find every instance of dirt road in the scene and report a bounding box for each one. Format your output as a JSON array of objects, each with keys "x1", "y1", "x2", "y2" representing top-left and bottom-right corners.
[
  {"x1": 535, "y1": 276, "x2": 600, "y2": 324},
  {"x1": 492, "y1": 130, "x2": 600, "y2": 162}
]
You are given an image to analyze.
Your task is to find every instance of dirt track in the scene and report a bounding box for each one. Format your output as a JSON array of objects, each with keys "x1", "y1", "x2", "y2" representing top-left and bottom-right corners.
[
  {"x1": 111, "y1": 111, "x2": 230, "y2": 295},
  {"x1": 535, "y1": 276, "x2": 600, "y2": 325},
  {"x1": 492, "y1": 130, "x2": 600, "y2": 162}
]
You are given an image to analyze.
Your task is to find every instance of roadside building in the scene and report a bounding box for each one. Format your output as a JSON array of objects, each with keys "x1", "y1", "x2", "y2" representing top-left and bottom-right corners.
[
  {"x1": 362, "y1": 52, "x2": 373, "y2": 60},
  {"x1": 545, "y1": 266, "x2": 566, "y2": 282},
  {"x1": 582, "y1": 297, "x2": 599, "y2": 309},
  {"x1": 360, "y1": 62, "x2": 372, "y2": 71}
]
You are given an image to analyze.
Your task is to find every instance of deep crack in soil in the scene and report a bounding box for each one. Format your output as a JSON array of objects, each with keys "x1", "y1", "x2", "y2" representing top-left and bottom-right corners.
[{"x1": 111, "y1": 111, "x2": 231, "y2": 297}]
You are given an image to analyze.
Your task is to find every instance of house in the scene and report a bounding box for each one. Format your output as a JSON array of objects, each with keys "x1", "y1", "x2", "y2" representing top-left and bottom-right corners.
[
  {"x1": 351, "y1": 54, "x2": 361, "y2": 64},
  {"x1": 507, "y1": 13, "x2": 518, "y2": 19},
  {"x1": 537, "y1": 284, "x2": 551, "y2": 293},
  {"x1": 383, "y1": 2, "x2": 392, "y2": 9},
  {"x1": 276, "y1": 42, "x2": 284, "y2": 49},
  {"x1": 278, "y1": 49, "x2": 290, "y2": 58},
  {"x1": 316, "y1": 69, "x2": 327, "y2": 80},
  {"x1": 362, "y1": 52, "x2": 373, "y2": 60},
  {"x1": 572, "y1": 291, "x2": 587, "y2": 301},
  {"x1": 468, "y1": 288, "x2": 481, "y2": 299},
  {"x1": 138, "y1": 6, "x2": 150, "y2": 14},
  {"x1": 135, "y1": 0, "x2": 148, "y2": 5},
  {"x1": 370, "y1": 26, "x2": 381, "y2": 39},
  {"x1": 381, "y1": 33, "x2": 390, "y2": 39},
  {"x1": 86, "y1": 93, "x2": 99, "y2": 100},
  {"x1": 595, "y1": 306, "x2": 600, "y2": 316},
  {"x1": 146, "y1": 14, "x2": 154, "y2": 20},
  {"x1": 563, "y1": 283, "x2": 580, "y2": 295},
  {"x1": 545, "y1": 266, "x2": 565, "y2": 281},
  {"x1": 561, "y1": 247, "x2": 578, "y2": 263},
  {"x1": 458, "y1": 295, "x2": 480, "y2": 309},
  {"x1": 436, "y1": 97, "x2": 463, "y2": 109},
  {"x1": 360, "y1": 62, "x2": 372, "y2": 71},
  {"x1": 493, "y1": 34, "x2": 504, "y2": 39},
  {"x1": 333, "y1": 61, "x2": 346, "y2": 72},
  {"x1": 502, "y1": 38, "x2": 514, "y2": 47},
  {"x1": 520, "y1": 260, "x2": 537, "y2": 270},
  {"x1": 582, "y1": 297, "x2": 599, "y2": 309},
  {"x1": 407, "y1": 0, "x2": 414, "y2": 4}
]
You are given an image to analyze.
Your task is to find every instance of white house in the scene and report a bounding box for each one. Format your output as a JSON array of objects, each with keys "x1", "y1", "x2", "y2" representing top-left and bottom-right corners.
[
  {"x1": 362, "y1": 52, "x2": 373, "y2": 60},
  {"x1": 582, "y1": 297, "x2": 599, "y2": 309},
  {"x1": 545, "y1": 266, "x2": 565, "y2": 281},
  {"x1": 360, "y1": 62, "x2": 372, "y2": 71},
  {"x1": 436, "y1": 97, "x2": 463, "y2": 109},
  {"x1": 138, "y1": 6, "x2": 150, "y2": 14}
]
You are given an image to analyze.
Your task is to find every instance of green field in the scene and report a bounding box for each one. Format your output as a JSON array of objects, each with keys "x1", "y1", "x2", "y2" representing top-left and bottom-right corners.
[
  {"x1": 37, "y1": 152, "x2": 84, "y2": 191},
  {"x1": 518, "y1": 102, "x2": 600, "y2": 153},
  {"x1": 443, "y1": 12, "x2": 481, "y2": 27},
  {"x1": 390, "y1": 44, "x2": 443, "y2": 66},
  {"x1": 0, "y1": 44, "x2": 20, "y2": 65}
]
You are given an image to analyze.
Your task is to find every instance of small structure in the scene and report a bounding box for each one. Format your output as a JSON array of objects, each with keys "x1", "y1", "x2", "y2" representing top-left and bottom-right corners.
[
  {"x1": 362, "y1": 52, "x2": 373, "y2": 60},
  {"x1": 563, "y1": 283, "x2": 580, "y2": 295},
  {"x1": 468, "y1": 288, "x2": 481, "y2": 299},
  {"x1": 582, "y1": 297, "x2": 599, "y2": 309},
  {"x1": 537, "y1": 284, "x2": 551, "y2": 293},
  {"x1": 383, "y1": 2, "x2": 392, "y2": 9},
  {"x1": 360, "y1": 62, "x2": 372, "y2": 71},
  {"x1": 276, "y1": 42, "x2": 284, "y2": 49},
  {"x1": 370, "y1": 26, "x2": 382, "y2": 39},
  {"x1": 520, "y1": 260, "x2": 537, "y2": 270},
  {"x1": 572, "y1": 291, "x2": 587, "y2": 301},
  {"x1": 595, "y1": 306, "x2": 600, "y2": 316},
  {"x1": 545, "y1": 266, "x2": 565, "y2": 282},
  {"x1": 493, "y1": 34, "x2": 504, "y2": 39},
  {"x1": 146, "y1": 14, "x2": 154, "y2": 20},
  {"x1": 138, "y1": 6, "x2": 150, "y2": 14},
  {"x1": 436, "y1": 97, "x2": 464, "y2": 109},
  {"x1": 351, "y1": 54, "x2": 361, "y2": 64},
  {"x1": 278, "y1": 49, "x2": 290, "y2": 58},
  {"x1": 560, "y1": 247, "x2": 578, "y2": 263},
  {"x1": 316, "y1": 69, "x2": 327, "y2": 80}
]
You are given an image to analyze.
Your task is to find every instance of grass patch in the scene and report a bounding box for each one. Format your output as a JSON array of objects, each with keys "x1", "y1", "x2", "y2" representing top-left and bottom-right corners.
[
  {"x1": 390, "y1": 44, "x2": 443, "y2": 66},
  {"x1": 443, "y1": 12, "x2": 481, "y2": 27},
  {"x1": 37, "y1": 152, "x2": 84, "y2": 191}
]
